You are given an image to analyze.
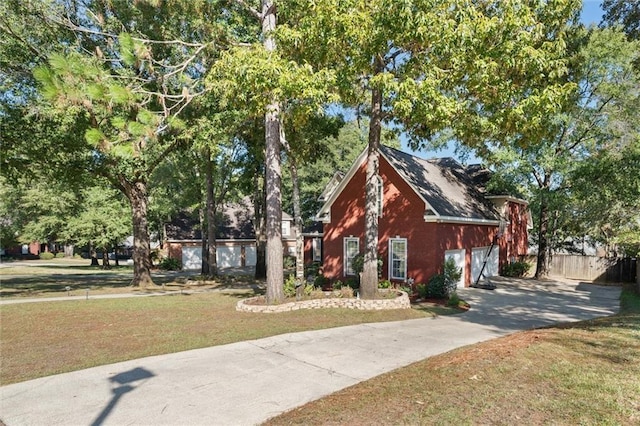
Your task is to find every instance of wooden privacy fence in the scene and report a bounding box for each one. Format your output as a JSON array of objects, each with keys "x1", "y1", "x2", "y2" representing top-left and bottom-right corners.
[{"x1": 550, "y1": 254, "x2": 637, "y2": 283}]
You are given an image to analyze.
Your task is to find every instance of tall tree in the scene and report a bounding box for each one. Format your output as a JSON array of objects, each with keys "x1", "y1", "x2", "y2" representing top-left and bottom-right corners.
[
  {"x1": 569, "y1": 140, "x2": 640, "y2": 257},
  {"x1": 279, "y1": 0, "x2": 579, "y2": 297},
  {"x1": 209, "y1": 1, "x2": 335, "y2": 302},
  {"x1": 63, "y1": 186, "x2": 132, "y2": 268},
  {"x1": 601, "y1": 0, "x2": 640, "y2": 40},
  {"x1": 0, "y1": 178, "x2": 79, "y2": 253},
  {"x1": 483, "y1": 27, "x2": 639, "y2": 277},
  {"x1": 29, "y1": 0, "x2": 228, "y2": 287},
  {"x1": 281, "y1": 113, "x2": 344, "y2": 281},
  {"x1": 234, "y1": 118, "x2": 269, "y2": 279}
]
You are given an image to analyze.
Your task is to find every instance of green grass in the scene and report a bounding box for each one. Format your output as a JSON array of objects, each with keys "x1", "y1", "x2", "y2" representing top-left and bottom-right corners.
[
  {"x1": 0, "y1": 291, "x2": 451, "y2": 385},
  {"x1": 4, "y1": 260, "x2": 637, "y2": 423},
  {"x1": 265, "y1": 285, "x2": 640, "y2": 425}
]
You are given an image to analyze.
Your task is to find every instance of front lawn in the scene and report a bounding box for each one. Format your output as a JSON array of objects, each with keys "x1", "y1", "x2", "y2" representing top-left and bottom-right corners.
[{"x1": 0, "y1": 291, "x2": 448, "y2": 385}]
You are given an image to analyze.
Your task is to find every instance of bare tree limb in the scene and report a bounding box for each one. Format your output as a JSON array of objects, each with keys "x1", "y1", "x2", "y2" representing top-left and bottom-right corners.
[{"x1": 232, "y1": 0, "x2": 262, "y2": 21}]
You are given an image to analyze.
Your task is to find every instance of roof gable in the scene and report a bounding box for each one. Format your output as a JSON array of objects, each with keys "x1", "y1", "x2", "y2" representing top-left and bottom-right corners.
[
  {"x1": 316, "y1": 145, "x2": 500, "y2": 223},
  {"x1": 380, "y1": 146, "x2": 499, "y2": 221}
]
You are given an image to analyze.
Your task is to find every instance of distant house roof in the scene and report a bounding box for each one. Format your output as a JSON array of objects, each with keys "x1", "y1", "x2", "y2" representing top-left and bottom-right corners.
[
  {"x1": 316, "y1": 145, "x2": 502, "y2": 224},
  {"x1": 166, "y1": 198, "x2": 296, "y2": 241},
  {"x1": 217, "y1": 198, "x2": 255, "y2": 239}
]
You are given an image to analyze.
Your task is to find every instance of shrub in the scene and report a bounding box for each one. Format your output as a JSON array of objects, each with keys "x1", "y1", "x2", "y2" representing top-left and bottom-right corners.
[
  {"x1": 447, "y1": 292, "x2": 461, "y2": 307},
  {"x1": 55, "y1": 252, "x2": 65, "y2": 258},
  {"x1": 332, "y1": 280, "x2": 343, "y2": 290},
  {"x1": 416, "y1": 283, "x2": 428, "y2": 299},
  {"x1": 158, "y1": 257, "x2": 181, "y2": 271},
  {"x1": 314, "y1": 274, "x2": 330, "y2": 289},
  {"x1": 305, "y1": 261, "x2": 322, "y2": 278},
  {"x1": 426, "y1": 274, "x2": 447, "y2": 299},
  {"x1": 443, "y1": 257, "x2": 462, "y2": 296},
  {"x1": 284, "y1": 275, "x2": 313, "y2": 298},
  {"x1": 501, "y1": 261, "x2": 531, "y2": 277},
  {"x1": 283, "y1": 255, "x2": 296, "y2": 269},
  {"x1": 39, "y1": 252, "x2": 55, "y2": 260},
  {"x1": 378, "y1": 279, "x2": 392, "y2": 289},
  {"x1": 284, "y1": 275, "x2": 297, "y2": 297},
  {"x1": 345, "y1": 278, "x2": 359, "y2": 290},
  {"x1": 333, "y1": 286, "x2": 354, "y2": 298}
]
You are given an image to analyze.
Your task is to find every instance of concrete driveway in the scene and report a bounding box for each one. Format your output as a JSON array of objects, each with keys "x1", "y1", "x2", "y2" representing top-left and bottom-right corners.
[{"x1": 0, "y1": 278, "x2": 620, "y2": 426}]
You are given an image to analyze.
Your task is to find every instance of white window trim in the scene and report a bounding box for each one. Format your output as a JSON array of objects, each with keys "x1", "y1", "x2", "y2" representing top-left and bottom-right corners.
[
  {"x1": 376, "y1": 175, "x2": 383, "y2": 217},
  {"x1": 281, "y1": 220, "x2": 290, "y2": 237},
  {"x1": 388, "y1": 238, "x2": 408, "y2": 280},
  {"x1": 343, "y1": 237, "x2": 359, "y2": 276}
]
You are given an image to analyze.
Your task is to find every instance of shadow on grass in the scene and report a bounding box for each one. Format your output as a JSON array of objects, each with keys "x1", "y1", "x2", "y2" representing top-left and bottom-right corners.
[
  {"x1": 541, "y1": 285, "x2": 640, "y2": 365},
  {"x1": 411, "y1": 303, "x2": 462, "y2": 317},
  {"x1": 0, "y1": 275, "x2": 133, "y2": 297},
  {"x1": 0, "y1": 272, "x2": 195, "y2": 297}
]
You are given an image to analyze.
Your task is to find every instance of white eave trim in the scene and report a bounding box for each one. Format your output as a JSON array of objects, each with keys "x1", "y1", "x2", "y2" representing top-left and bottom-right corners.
[
  {"x1": 166, "y1": 238, "x2": 257, "y2": 243},
  {"x1": 301, "y1": 232, "x2": 324, "y2": 237},
  {"x1": 424, "y1": 215, "x2": 501, "y2": 226}
]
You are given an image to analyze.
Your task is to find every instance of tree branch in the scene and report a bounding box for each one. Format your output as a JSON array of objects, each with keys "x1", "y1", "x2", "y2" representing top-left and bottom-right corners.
[{"x1": 232, "y1": 0, "x2": 262, "y2": 21}]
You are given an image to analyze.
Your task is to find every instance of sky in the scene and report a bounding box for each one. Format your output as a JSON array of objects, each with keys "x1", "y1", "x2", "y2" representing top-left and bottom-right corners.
[{"x1": 401, "y1": 0, "x2": 606, "y2": 164}]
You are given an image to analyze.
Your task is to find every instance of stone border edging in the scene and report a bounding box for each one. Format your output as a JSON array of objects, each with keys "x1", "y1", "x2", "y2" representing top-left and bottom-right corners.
[{"x1": 236, "y1": 290, "x2": 410, "y2": 313}]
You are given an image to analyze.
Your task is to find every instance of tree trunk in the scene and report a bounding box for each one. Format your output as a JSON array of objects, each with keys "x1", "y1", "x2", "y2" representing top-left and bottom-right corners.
[
  {"x1": 361, "y1": 81, "x2": 383, "y2": 299},
  {"x1": 124, "y1": 179, "x2": 155, "y2": 288},
  {"x1": 205, "y1": 150, "x2": 218, "y2": 277},
  {"x1": 254, "y1": 174, "x2": 267, "y2": 279},
  {"x1": 200, "y1": 207, "x2": 209, "y2": 276},
  {"x1": 89, "y1": 241, "x2": 99, "y2": 266},
  {"x1": 535, "y1": 187, "x2": 551, "y2": 279},
  {"x1": 113, "y1": 240, "x2": 120, "y2": 267},
  {"x1": 289, "y1": 155, "x2": 304, "y2": 282},
  {"x1": 262, "y1": 0, "x2": 284, "y2": 304},
  {"x1": 101, "y1": 249, "x2": 111, "y2": 270}
]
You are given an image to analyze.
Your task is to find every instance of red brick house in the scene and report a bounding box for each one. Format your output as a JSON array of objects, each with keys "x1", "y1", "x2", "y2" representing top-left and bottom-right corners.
[{"x1": 316, "y1": 146, "x2": 531, "y2": 287}]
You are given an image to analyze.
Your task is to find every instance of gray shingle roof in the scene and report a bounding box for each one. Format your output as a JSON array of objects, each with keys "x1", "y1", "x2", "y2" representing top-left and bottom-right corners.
[
  {"x1": 165, "y1": 198, "x2": 297, "y2": 241},
  {"x1": 165, "y1": 199, "x2": 255, "y2": 241},
  {"x1": 380, "y1": 146, "x2": 499, "y2": 221}
]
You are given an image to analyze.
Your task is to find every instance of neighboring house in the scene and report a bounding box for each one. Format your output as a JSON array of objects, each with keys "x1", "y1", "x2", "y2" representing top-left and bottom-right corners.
[
  {"x1": 315, "y1": 145, "x2": 531, "y2": 287},
  {"x1": 1, "y1": 242, "x2": 41, "y2": 258},
  {"x1": 165, "y1": 198, "x2": 300, "y2": 270}
]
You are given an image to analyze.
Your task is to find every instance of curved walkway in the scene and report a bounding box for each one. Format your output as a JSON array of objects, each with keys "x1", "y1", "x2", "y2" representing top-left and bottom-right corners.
[{"x1": 0, "y1": 278, "x2": 621, "y2": 426}]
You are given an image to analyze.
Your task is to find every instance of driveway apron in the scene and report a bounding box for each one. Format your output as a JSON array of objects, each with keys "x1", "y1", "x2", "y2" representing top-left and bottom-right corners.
[{"x1": 0, "y1": 279, "x2": 620, "y2": 426}]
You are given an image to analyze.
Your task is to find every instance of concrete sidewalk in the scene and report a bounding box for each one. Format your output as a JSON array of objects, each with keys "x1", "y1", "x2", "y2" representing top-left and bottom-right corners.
[{"x1": 0, "y1": 279, "x2": 621, "y2": 426}]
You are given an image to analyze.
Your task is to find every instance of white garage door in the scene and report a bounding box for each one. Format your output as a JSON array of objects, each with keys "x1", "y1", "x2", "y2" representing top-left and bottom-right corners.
[
  {"x1": 471, "y1": 246, "x2": 499, "y2": 284},
  {"x1": 217, "y1": 246, "x2": 242, "y2": 268},
  {"x1": 445, "y1": 249, "x2": 466, "y2": 288},
  {"x1": 245, "y1": 246, "x2": 257, "y2": 266},
  {"x1": 182, "y1": 247, "x2": 202, "y2": 271}
]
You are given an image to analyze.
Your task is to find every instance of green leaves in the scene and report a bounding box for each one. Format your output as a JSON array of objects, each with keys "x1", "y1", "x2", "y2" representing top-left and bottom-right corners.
[
  {"x1": 119, "y1": 32, "x2": 137, "y2": 67},
  {"x1": 207, "y1": 45, "x2": 337, "y2": 123}
]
